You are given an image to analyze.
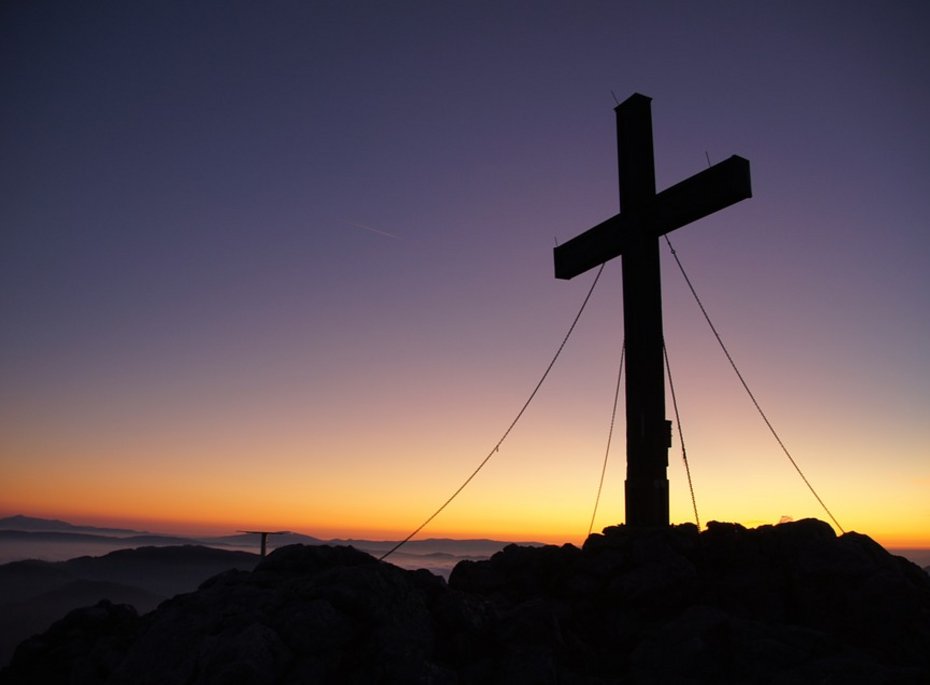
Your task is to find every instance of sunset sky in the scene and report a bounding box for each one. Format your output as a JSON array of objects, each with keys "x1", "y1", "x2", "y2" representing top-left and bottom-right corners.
[{"x1": 3, "y1": 2, "x2": 928, "y2": 548}]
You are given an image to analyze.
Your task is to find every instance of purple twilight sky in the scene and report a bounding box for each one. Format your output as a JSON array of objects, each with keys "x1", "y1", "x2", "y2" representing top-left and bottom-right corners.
[{"x1": 2, "y1": 2, "x2": 929, "y2": 544}]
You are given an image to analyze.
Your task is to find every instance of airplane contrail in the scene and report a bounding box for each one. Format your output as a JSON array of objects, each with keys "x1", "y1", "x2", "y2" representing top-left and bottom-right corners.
[{"x1": 344, "y1": 221, "x2": 401, "y2": 240}]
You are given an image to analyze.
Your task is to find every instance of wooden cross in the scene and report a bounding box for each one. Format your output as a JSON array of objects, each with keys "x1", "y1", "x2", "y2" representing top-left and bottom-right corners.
[
  {"x1": 239, "y1": 530, "x2": 288, "y2": 557},
  {"x1": 554, "y1": 93, "x2": 751, "y2": 526}
]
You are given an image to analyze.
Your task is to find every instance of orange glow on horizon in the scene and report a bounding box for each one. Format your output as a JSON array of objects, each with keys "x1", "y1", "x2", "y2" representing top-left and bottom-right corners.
[
  {"x1": 5, "y1": 499, "x2": 928, "y2": 551},
  {"x1": 4, "y1": 402, "x2": 927, "y2": 549}
]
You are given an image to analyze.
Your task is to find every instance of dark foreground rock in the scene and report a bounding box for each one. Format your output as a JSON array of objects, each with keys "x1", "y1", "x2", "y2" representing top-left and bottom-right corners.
[{"x1": 2, "y1": 519, "x2": 928, "y2": 684}]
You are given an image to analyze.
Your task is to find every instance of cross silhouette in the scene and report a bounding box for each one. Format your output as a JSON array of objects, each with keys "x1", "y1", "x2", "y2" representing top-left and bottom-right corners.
[
  {"x1": 554, "y1": 93, "x2": 752, "y2": 526},
  {"x1": 239, "y1": 530, "x2": 288, "y2": 557}
]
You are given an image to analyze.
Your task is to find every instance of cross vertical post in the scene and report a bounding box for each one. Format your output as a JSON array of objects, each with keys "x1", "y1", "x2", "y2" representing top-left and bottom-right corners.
[
  {"x1": 239, "y1": 530, "x2": 288, "y2": 557},
  {"x1": 552, "y1": 93, "x2": 751, "y2": 528},
  {"x1": 617, "y1": 94, "x2": 669, "y2": 527}
]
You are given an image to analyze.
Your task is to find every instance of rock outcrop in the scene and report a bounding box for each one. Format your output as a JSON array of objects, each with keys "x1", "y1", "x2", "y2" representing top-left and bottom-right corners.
[{"x1": 2, "y1": 519, "x2": 929, "y2": 684}]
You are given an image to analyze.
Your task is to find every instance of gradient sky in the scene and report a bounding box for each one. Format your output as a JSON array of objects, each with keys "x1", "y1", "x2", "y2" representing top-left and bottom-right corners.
[{"x1": 2, "y1": 2, "x2": 928, "y2": 547}]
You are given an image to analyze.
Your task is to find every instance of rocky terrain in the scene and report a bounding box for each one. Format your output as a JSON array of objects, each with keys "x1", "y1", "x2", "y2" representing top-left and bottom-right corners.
[{"x1": 2, "y1": 518, "x2": 928, "y2": 684}]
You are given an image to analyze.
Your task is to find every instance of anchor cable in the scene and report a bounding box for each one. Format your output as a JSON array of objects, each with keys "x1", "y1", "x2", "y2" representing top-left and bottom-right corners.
[
  {"x1": 663, "y1": 344, "x2": 700, "y2": 528},
  {"x1": 662, "y1": 235, "x2": 845, "y2": 533},
  {"x1": 380, "y1": 263, "x2": 607, "y2": 561},
  {"x1": 587, "y1": 342, "x2": 624, "y2": 537}
]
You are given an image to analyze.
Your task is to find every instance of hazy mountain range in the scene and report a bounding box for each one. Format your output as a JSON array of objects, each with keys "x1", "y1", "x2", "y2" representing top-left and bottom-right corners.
[
  {"x1": 0, "y1": 515, "x2": 540, "y2": 667},
  {"x1": 0, "y1": 514, "x2": 539, "y2": 562}
]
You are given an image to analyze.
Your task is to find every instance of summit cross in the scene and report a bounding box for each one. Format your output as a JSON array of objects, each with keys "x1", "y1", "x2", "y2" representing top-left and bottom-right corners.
[{"x1": 553, "y1": 93, "x2": 752, "y2": 527}]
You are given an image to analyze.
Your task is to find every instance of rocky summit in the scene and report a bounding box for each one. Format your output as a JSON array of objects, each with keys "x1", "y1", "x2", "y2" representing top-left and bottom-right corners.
[{"x1": 2, "y1": 519, "x2": 929, "y2": 684}]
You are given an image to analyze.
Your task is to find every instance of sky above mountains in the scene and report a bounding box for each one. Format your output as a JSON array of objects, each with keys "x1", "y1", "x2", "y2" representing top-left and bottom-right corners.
[{"x1": 2, "y1": 2, "x2": 928, "y2": 546}]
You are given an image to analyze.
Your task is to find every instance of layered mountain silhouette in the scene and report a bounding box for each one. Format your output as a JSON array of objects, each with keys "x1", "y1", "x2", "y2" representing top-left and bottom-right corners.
[
  {"x1": 0, "y1": 517, "x2": 530, "y2": 668},
  {"x1": 0, "y1": 546, "x2": 259, "y2": 667},
  {"x1": 0, "y1": 515, "x2": 145, "y2": 536},
  {"x1": 2, "y1": 519, "x2": 928, "y2": 683},
  {"x1": 0, "y1": 515, "x2": 528, "y2": 566}
]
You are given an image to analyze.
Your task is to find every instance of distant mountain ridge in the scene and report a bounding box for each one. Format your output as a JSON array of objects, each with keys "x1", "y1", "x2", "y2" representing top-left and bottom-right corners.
[
  {"x1": 0, "y1": 530, "x2": 196, "y2": 546},
  {"x1": 0, "y1": 515, "x2": 543, "y2": 563},
  {"x1": 0, "y1": 515, "x2": 146, "y2": 536}
]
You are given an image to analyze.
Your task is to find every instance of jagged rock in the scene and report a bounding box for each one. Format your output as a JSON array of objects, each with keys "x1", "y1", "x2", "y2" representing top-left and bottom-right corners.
[
  {"x1": 3, "y1": 600, "x2": 142, "y2": 685},
  {"x1": 2, "y1": 520, "x2": 929, "y2": 684}
]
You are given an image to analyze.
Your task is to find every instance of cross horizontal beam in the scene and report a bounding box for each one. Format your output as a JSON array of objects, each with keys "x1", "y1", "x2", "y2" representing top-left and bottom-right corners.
[{"x1": 554, "y1": 155, "x2": 751, "y2": 280}]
